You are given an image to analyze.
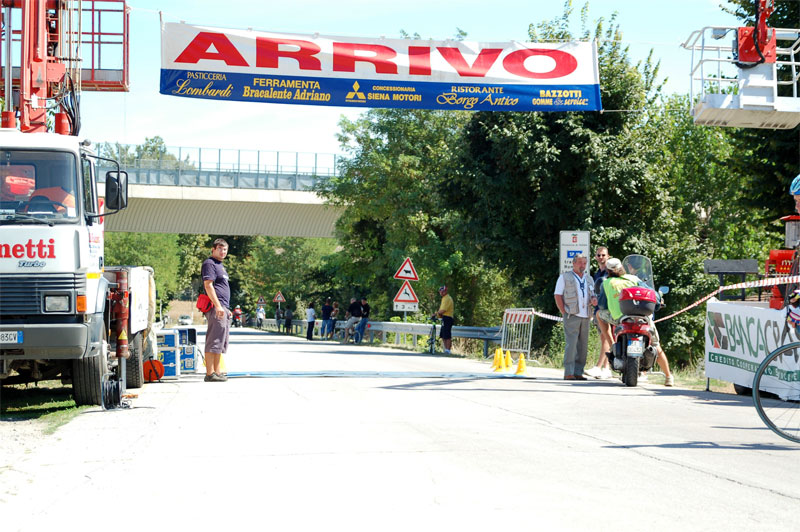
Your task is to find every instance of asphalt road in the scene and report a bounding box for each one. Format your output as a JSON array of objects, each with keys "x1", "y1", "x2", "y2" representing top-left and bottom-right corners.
[{"x1": 2, "y1": 327, "x2": 799, "y2": 531}]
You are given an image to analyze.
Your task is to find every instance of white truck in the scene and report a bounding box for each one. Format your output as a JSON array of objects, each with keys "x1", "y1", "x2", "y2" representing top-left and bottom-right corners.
[{"x1": 0, "y1": 130, "x2": 153, "y2": 406}]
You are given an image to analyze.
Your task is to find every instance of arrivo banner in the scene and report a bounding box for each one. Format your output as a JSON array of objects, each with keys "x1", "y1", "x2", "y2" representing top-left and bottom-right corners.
[
  {"x1": 706, "y1": 299, "x2": 800, "y2": 398},
  {"x1": 160, "y1": 23, "x2": 602, "y2": 112}
]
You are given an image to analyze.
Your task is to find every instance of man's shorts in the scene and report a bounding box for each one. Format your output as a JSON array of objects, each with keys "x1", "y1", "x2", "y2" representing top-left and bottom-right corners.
[
  {"x1": 597, "y1": 309, "x2": 660, "y2": 348},
  {"x1": 205, "y1": 309, "x2": 231, "y2": 354},
  {"x1": 440, "y1": 316, "x2": 454, "y2": 340},
  {"x1": 344, "y1": 316, "x2": 361, "y2": 331}
]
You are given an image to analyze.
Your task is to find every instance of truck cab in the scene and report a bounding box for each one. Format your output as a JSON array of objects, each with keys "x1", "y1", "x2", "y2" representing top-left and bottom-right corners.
[{"x1": 0, "y1": 130, "x2": 128, "y2": 403}]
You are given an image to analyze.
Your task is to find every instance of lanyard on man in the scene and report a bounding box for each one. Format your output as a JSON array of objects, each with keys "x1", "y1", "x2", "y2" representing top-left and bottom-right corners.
[{"x1": 572, "y1": 271, "x2": 586, "y2": 298}]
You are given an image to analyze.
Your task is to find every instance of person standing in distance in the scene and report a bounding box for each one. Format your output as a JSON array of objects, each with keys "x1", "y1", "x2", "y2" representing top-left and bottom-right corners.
[
  {"x1": 434, "y1": 285, "x2": 454, "y2": 354},
  {"x1": 553, "y1": 253, "x2": 597, "y2": 380},
  {"x1": 306, "y1": 302, "x2": 316, "y2": 341},
  {"x1": 355, "y1": 296, "x2": 370, "y2": 344},
  {"x1": 202, "y1": 238, "x2": 231, "y2": 382},
  {"x1": 320, "y1": 298, "x2": 333, "y2": 339},
  {"x1": 256, "y1": 305, "x2": 266, "y2": 329}
]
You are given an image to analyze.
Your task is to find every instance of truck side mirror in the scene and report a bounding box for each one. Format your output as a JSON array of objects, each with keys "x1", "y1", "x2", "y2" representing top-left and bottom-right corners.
[{"x1": 105, "y1": 170, "x2": 128, "y2": 211}]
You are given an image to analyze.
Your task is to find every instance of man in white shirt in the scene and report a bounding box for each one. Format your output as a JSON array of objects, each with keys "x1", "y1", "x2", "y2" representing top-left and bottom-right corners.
[{"x1": 553, "y1": 253, "x2": 597, "y2": 380}]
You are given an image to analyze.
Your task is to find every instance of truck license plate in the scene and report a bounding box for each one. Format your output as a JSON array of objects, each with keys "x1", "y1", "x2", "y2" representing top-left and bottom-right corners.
[
  {"x1": 627, "y1": 339, "x2": 643, "y2": 355},
  {"x1": 0, "y1": 331, "x2": 23, "y2": 344}
]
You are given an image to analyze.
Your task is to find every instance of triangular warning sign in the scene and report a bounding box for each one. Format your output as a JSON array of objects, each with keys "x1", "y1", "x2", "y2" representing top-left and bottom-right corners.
[
  {"x1": 257, "y1": 295, "x2": 266, "y2": 305},
  {"x1": 393, "y1": 280, "x2": 419, "y2": 303},
  {"x1": 393, "y1": 257, "x2": 419, "y2": 281},
  {"x1": 273, "y1": 291, "x2": 286, "y2": 303}
]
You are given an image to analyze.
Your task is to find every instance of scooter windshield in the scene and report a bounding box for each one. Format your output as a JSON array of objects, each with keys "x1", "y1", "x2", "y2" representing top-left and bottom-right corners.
[{"x1": 622, "y1": 255, "x2": 653, "y2": 289}]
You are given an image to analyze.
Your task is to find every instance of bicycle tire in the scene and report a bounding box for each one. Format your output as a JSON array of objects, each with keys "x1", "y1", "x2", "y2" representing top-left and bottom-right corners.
[
  {"x1": 353, "y1": 330, "x2": 362, "y2": 344},
  {"x1": 752, "y1": 342, "x2": 800, "y2": 444}
]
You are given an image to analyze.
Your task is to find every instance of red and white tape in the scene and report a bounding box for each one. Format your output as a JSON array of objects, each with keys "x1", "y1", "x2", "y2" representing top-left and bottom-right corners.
[
  {"x1": 530, "y1": 275, "x2": 800, "y2": 325},
  {"x1": 654, "y1": 274, "x2": 800, "y2": 323},
  {"x1": 532, "y1": 309, "x2": 563, "y2": 323}
]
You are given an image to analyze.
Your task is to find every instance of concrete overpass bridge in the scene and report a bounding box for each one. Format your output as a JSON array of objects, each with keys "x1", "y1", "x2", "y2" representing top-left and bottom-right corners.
[{"x1": 97, "y1": 145, "x2": 343, "y2": 237}]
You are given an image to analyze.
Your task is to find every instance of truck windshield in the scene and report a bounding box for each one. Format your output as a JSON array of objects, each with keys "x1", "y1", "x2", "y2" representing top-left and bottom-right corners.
[{"x1": 0, "y1": 150, "x2": 78, "y2": 222}]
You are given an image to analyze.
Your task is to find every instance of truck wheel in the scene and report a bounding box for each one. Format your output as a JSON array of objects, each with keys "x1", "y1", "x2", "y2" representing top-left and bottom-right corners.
[
  {"x1": 624, "y1": 356, "x2": 639, "y2": 387},
  {"x1": 72, "y1": 339, "x2": 108, "y2": 406},
  {"x1": 733, "y1": 383, "x2": 752, "y2": 396},
  {"x1": 126, "y1": 332, "x2": 144, "y2": 389}
]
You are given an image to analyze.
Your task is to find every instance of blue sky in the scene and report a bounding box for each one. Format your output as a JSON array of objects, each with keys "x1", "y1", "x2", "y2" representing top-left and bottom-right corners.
[{"x1": 79, "y1": 0, "x2": 740, "y2": 155}]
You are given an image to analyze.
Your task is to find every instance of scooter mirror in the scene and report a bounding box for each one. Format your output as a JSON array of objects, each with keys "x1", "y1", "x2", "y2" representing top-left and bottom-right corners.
[{"x1": 658, "y1": 286, "x2": 670, "y2": 294}]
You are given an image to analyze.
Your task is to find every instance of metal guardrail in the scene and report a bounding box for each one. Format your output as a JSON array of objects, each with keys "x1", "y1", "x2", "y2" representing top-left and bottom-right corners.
[{"x1": 253, "y1": 319, "x2": 502, "y2": 357}]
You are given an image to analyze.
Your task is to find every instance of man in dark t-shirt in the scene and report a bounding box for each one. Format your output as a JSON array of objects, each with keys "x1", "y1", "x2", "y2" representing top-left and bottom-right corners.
[
  {"x1": 320, "y1": 298, "x2": 333, "y2": 339},
  {"x1": 201, "y1": 238, "x2": 231, "y2": 382},
  {"x1": 341, "y1": 297, "x2": 362, "y2": 343},
  {"x1": 355, "y1": 297, "x2": 370, "y2": 344}
]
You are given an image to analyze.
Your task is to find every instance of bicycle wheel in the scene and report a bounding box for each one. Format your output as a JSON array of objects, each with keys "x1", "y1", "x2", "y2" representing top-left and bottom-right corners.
[{"x1": 753, "y1": 342, "x2": 800, "y2": 444}]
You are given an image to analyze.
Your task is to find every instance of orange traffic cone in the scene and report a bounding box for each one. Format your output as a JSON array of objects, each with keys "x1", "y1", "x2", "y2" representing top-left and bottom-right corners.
[{"x1": 515, "y1": 353, "x2": 527, "y2": 375}]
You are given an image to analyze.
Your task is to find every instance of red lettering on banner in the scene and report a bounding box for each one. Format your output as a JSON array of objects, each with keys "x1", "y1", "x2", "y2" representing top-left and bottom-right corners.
[
  {"x1": 12, "y1": 244, "x2": 23, "y2": 258},
  {"x1": 437, "y1": 47, "x2": 503, "y2": 77},
  {"x1": 174, "y1": 32, "x2": 249, "y2": 66},
  {"x1": 171, "y1": 30, "x2": 585, "y2": 81},
  {"x1": 503, "y1": 49, "x2": 578, "y2": 79},
  {"x1": 408, "y1": 46, "x2": 431, "y2": 75},
  {"x1": 256, "y1": 38, "x2": 322, "y2": 70},
  {"x1": 332, "y1": 43, "x2": 398, "y2": 74}
]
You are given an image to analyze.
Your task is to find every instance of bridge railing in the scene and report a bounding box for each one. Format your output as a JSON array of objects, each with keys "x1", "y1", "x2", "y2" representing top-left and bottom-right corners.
[{"x1": 96, "y1": 143, "x2": 340, "y2": 191}]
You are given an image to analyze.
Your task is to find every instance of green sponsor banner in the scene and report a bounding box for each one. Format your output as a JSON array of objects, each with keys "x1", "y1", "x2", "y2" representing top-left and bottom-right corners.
[
  {"x1": 707, "y1": 351, "x2": 759, "y2": 373},
  {"x1": 708, "y1": 351, "x2": 800, "y2": 382}
]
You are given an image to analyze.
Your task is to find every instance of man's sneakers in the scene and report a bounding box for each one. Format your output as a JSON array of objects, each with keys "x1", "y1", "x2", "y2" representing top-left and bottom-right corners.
[
  {"x1": 600, "y1": 367, "x2": 613, "y2": 379},
  {"x1": 204, "y1": 372, "x2": 226, "y2": 382},
  {"x1": 664, "y1": 374, "x2": 674, "y2": 387}
]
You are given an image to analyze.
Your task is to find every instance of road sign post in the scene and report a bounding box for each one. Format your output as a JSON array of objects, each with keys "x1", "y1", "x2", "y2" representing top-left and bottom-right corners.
[
  {"x1": 393, "y1": 258, "x2": 419, "y2": 281},
  {"x1": 393, "y1": 280, "x2": 419, "y2": 312},
  {"x1": 392, "y1": 259, "x2": 419, "y2": 343},
  {"x1": 559, "y1": 231, "x2": 591, "y2": 274}
]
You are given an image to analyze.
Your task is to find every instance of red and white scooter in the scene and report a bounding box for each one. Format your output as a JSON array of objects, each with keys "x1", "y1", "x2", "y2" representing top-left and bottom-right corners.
[{"x1": 607, "y1": 255, "x2": 669, "y2": 387}]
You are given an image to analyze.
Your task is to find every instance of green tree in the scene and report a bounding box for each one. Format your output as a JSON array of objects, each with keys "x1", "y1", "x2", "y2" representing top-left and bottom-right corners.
[
  {"x1": 237, "y1": 236, "x2": 336, "y2": 312},
  {"x1": 317, "y1": 108, "x2": 515, "y2": 325},
  {"x1": 442, "y1": 4, "x2": 716, "y2": 363},
  {"x1": 104, "y1": 232, "x2": 180, "y2": 307}
]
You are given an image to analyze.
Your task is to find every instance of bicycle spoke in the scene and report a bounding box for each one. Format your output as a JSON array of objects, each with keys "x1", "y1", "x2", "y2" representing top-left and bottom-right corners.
[{"x1": 754, "y1": 343, "x2": 800, "y2": 444}]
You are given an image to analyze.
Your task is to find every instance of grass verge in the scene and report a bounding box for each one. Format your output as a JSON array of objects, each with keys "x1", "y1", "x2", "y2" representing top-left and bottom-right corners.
[{"x1": 0, "y1": 380, "x2": 89, "y2": 434}]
